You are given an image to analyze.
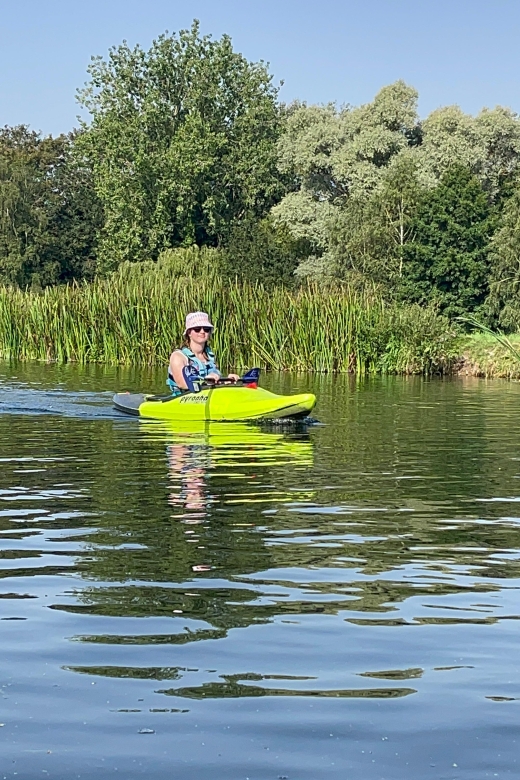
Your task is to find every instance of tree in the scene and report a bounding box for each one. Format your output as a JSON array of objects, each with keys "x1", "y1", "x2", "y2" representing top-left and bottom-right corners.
[
  {"x1": 417, "y1": 106, "x2": 482, "y2": 185},
  {"x1": 273, "y1": 84, "x2": 520, "y2": 282},
  {"x1": 272, "y1": 81, "x2": 421, "y2": 278},
  {"x1": 0, "y1": 126, "x2": 41, "y2": 284},
  {"x1": 327, "y1": 154, "x2": 423, "y2": 289},
  {"x1": 485, "y1": 185, "x2": 520, "y2": 329},
  {"x1": 0, "y1": 126, "x2": 101, "y2": 287},
  {"x1": 400, "y1": 166, "x2": 495, "y2": 318},
  {"x1": 276, "y1": 81, "x2": 419, "y2": 201},
  {"x1": 417, "y1": 105, "x2": 520, "y2": 197},
  {"x1": 221, "y1": 217, "x2": 303, "y2": 287},
  {"x1": 475, "y1": 107, "x2": 520, "y2": 199},
  {"x1": 38, "y1": 132, "x2": 102, "y2": 284},
  {"x1": 77, "y1": 20, "x2": 283, "y2": 273}
]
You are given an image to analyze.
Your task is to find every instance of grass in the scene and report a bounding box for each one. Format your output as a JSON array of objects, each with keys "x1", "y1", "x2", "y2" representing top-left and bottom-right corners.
[
  {"x1": 0, "y1": 255, "x2": 462, "y2": 373},
  {"x1": 460, "y1": 333, "x2": 520, "y2": 379}
]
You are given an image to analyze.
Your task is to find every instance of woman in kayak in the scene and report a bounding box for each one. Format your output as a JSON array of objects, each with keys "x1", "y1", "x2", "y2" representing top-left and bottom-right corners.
[{"x1": 167, "y1": 311, "x2": 239, "y2": 394}]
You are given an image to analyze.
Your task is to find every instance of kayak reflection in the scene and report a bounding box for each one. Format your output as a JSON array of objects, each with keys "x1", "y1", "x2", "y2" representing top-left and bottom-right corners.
[
  {"x1": 139, "y1": 419, "x2": 315, "y2": 522},
  {"x1": 138, "y1": 418, "x2": 315, "y2": 456}
]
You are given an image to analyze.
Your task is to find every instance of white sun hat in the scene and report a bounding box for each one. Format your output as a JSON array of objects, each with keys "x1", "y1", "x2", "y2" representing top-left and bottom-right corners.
[{"x1": 183, "y1": 311, "x2": 214, "y2": 335}]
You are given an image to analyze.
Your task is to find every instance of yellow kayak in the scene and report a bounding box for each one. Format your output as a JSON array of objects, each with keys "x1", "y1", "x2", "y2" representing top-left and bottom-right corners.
[{"x1": 113, "y1": 384, "x2": 316, "y2": 421}]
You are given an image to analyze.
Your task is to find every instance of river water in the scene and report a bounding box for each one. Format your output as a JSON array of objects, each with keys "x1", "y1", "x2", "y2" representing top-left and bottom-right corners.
[{"x1": 0, "y1": 363, "x2": 519, "y2": 779}]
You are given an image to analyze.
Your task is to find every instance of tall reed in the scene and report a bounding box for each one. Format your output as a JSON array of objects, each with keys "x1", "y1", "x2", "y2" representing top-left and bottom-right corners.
[{"x1": 0, "y1": 260, "x2": 461, "y2": 373}]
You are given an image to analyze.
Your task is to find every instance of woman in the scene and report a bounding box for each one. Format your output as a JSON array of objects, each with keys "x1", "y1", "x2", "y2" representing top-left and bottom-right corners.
[{"x1": 167, "y1": 311, "x2": 239, "y2": 395}]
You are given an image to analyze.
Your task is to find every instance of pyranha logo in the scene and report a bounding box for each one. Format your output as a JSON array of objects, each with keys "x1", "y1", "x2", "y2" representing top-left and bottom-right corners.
[{"x1": 180, "y1": 395, "x2": 209, "y2": 404}]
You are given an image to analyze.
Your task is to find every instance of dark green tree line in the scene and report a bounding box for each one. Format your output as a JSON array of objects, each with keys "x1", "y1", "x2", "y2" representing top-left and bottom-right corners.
[
  {"x1": 0, "y1": 126, "x2": 101, "y2": 287},
  {"x1": 399, "y1": 166, "x2": 496, "y2": 319}
]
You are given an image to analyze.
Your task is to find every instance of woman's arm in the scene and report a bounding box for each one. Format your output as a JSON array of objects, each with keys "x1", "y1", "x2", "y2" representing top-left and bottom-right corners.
[{"x1": 169, "y1": 351, "x2": 189, "y2": 389}]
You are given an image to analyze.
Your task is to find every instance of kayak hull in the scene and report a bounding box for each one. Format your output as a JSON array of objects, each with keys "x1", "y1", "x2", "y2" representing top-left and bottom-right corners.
[{"x1": 113, "y1": 386, "x2": 316, "y2": 421}]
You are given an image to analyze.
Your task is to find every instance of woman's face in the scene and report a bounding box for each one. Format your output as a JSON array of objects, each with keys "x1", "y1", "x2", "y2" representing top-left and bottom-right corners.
[{"x1": 188, "y1": 326, "x2": 212, "y2": 348}]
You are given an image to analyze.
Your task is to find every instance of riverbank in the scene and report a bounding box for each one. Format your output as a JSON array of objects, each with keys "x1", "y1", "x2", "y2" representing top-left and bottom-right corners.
[
  {"x1": 0, "y1": 273, "x2": 460, "y2": 373},
  {"x1": 459, "y1": 333, "x2": 520, "y2": 378},
  {"x1": 1, "y1": 272, "x2": 519, "y2": 377}
]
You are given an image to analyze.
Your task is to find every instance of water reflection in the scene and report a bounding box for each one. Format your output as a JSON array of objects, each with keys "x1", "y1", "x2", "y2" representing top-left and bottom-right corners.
[
  {"x1": 167, "y1": 442, "x2": 211, "y2": 521},
  {"x1": 3, "y1": 370, "x2": 520, "y2": 779},
  {"x1": 145, "y1": 420, "x2": 314, "y2": 522},
  {"x1": 152, "y1": 421, "x2": 315, "y2": 572},
  {"x1": 51, "y1": 420, "x2": 316, "y2": 646}
]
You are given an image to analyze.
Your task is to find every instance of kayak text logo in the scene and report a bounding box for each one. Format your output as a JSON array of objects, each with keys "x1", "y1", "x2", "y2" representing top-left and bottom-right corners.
[{"x1": 180, "y1": 395, "x2": 209, "y2": 404}]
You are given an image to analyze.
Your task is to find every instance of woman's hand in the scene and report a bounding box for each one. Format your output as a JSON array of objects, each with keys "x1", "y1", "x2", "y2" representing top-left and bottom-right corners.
[
  {"x1": 227, "y1": 373, "x2": 240, "y2": 383},
  {"x1": 206, "y1": 371, "x2": 221, "y2": 383}
]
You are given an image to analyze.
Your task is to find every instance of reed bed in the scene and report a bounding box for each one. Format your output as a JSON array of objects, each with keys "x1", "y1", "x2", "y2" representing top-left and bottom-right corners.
[{"x1": 0, "y1": 269, "x2": 461, "y2": 373}]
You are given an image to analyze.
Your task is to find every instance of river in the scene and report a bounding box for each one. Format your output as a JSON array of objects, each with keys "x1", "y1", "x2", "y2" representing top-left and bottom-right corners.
[{"x1": 0, "y1": 362, "x2": 519, "y2": 779}]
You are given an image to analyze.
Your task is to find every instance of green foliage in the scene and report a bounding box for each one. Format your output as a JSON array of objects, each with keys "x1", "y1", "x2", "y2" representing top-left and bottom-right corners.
[
  {"x1": 277, "y1": 81, "x2": 419, "y2": 200},
  {"x1": 5, "y1": 32, "x2": 520, "y2": 317},
  {"x1": 418, "y1": 105, "x2": 520, "y2": 197},
  {"x1": 0, "y1": 272, "x2": 459, "y2": 374},
  {"x1": 117, "y1": 245, "x2": 224, "y2": 282},
  {"x1": 326, "y1": 155, "x2": 423, "y2": 290},
  {"x1": 0, "y1": 126, "x2": 101, "y2": 288},
  {"x1": 77, "y1": 20, "x2": 283, "y2": 273},
  {"x1": 221, "y1": 218, "x2": 303, "y2": 286},
  {"x1": 275, "y1": 86, "x2": 520, "y2": 285},
  {"x1": 273, "y1": 81, "x2": 421, "y2": 277},
  {"x1": 485, "y1": 185, "x2": 520, "y2": 329},
  {"x1": 400, "y1": 166, "x2": 495, "y2": 318}
]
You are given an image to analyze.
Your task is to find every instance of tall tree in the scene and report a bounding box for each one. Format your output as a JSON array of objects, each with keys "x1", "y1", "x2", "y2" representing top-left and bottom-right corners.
[
  {"x1": 273, "y1": 81, "x2": 421, "y2": 277},
  {"x1": 400, "y1": 166, "x2": 495, "y2": 318},
  {"x1": 418, "y1": 105, "x2": 520, "y2": 197},
  {"x1": 0, "y1": 126, "x2": 100, "y2": 287},
  {"x1": 77, "y1": 20, "x2": 283, "y2": 273},
  {"x1": 326, "y1": 154, "x2": 423, "y2": 289},
  {"x1": 273, "y1": 84, "x2": 520, "y2": 283},
  {"x1": 0, "y1": 128, "x2": 37, "y2": 283}
]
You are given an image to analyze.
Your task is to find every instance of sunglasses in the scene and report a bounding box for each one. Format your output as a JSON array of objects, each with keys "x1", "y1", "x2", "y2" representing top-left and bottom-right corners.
[{"x1": 190, "y1": 326, "x2": 212, "y2": 333}]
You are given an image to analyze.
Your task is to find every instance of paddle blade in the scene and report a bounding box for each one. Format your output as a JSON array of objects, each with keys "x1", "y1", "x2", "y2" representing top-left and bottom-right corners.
[
  {"x1": 242, "y1": 368, "x2": 261, "y2": 384},
  {"x1": 182, "y1": 365, "x2": 201, "y2": 393}
]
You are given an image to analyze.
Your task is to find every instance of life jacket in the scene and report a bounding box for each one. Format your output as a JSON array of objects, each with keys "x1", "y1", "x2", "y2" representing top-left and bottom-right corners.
[{"x1": 167, "y1": 346, "x2": 221, "y2": 394}]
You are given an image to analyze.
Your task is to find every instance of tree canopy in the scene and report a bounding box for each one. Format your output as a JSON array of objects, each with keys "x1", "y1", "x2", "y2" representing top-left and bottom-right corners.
[
  {"x1": 0, "y1": 126, "x2": 100, "y2": 287},
  {"x1": 2, "y1": 23, "x2": 520, "y2": 329},
  {"x1": 76, "y1": 21, "x2": 283, "y2": 272},
  {"x1": 400, "y1": 166, "x2": 495, "y2": 318}
]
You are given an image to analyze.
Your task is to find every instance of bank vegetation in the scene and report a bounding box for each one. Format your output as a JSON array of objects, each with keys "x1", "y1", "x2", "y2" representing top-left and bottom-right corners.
[
  {"x1": 0, "y1": 252, "x2": 461, "y2": 372},
  {"x1": 2, "y1": 21, "x2": 520, "y2": 373}
]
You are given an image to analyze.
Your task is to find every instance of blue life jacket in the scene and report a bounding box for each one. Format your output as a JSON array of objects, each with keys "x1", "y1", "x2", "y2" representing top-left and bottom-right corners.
[{"x1": 167, "y1": 346, "x2": 221, "y2": 394}]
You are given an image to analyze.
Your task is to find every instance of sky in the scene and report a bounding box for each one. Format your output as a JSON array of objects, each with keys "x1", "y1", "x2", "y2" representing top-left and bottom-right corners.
[{"x1": 1, "y1": 0, "x2": 519, "y2": 136}]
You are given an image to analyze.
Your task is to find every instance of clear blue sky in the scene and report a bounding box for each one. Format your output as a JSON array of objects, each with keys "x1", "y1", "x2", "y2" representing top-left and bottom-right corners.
[{"x1": 1, "y1": 0, "x2": 519, "y2": 136}]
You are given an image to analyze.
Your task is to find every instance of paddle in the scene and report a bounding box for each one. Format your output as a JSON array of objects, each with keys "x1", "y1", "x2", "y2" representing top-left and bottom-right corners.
[
  {"x1": 182, "y1": 365, "x2": 202, "y2": 393},
  {"x1": 207, "y1": 367, "x2": 261, "y2": 388},
  {"x1": 181, "y1": 366, "x2": 261, "y2": 393},
  {"x1": 241, "y1": 368, "x2": 260, "y2": 386}
]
